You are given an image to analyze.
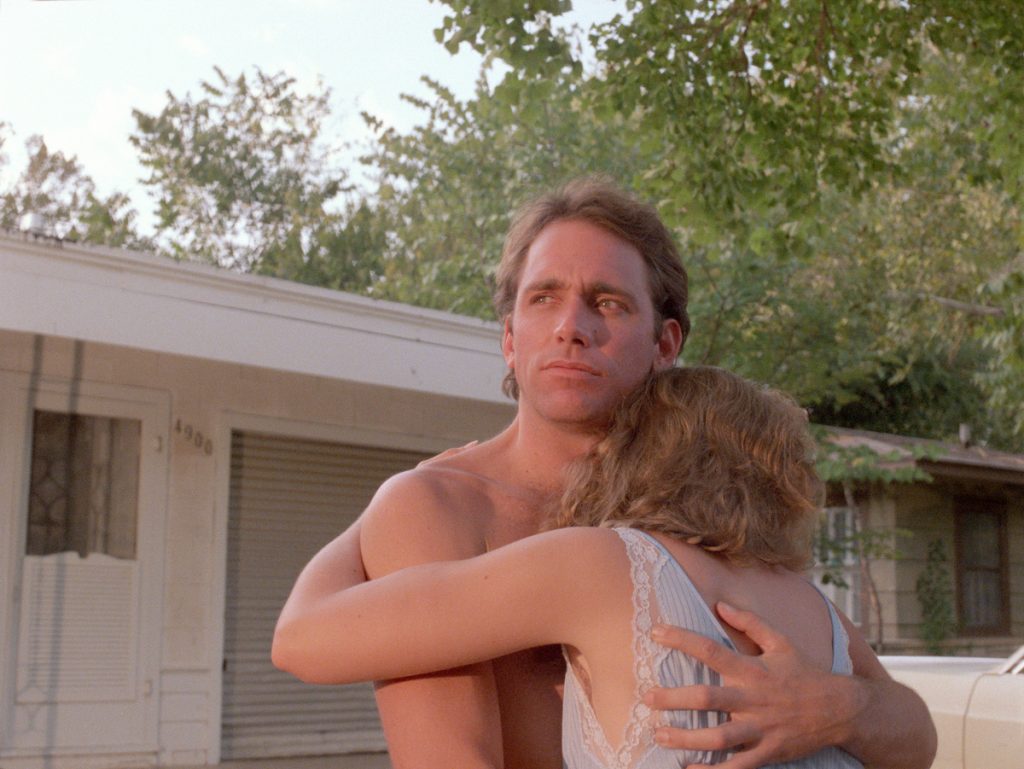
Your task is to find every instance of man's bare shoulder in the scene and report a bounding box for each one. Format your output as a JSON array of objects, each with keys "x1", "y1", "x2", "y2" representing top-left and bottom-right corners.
[
  {"x1": 360, "y1": 442, "x2": 507, "y2": 576},
  {"x1": 373, "y1": 440, "x2": 507, "y2": 520}
]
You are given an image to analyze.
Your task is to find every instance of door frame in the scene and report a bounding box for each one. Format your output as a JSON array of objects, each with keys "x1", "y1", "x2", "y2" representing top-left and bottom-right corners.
[{"x1": 0, "y1": 368, "x2": 170, "y2": 758}]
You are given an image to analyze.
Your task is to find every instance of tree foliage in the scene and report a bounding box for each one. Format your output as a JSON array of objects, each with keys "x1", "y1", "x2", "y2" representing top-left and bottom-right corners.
[
  {"x1": 356, "y1": 70, "x2": 647, "y2": 314},
  {"x1": 0, "y1": 132, "x2": 149, "y2": 249},
  {"x1": 423, "y1": 0, "x2": 1024, "y2": 447},
  {"x1": 435, "y1": 1, "x2": 1023, "y2": 236},
  {"x1": 916, "y1": 539, "x2": 956, "y2": 654},
  {"x1": 130, "y1": 66, "x2": 354, "y2": 277}
]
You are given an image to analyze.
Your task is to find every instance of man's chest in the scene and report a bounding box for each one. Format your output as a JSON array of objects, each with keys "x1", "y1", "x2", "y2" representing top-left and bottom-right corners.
[
  {"x1": 478, "y1": 494, "x2": 553, "y2": 550},
  {"x1": 493, "y1": 646, "x2": 566, "y2": 769}
]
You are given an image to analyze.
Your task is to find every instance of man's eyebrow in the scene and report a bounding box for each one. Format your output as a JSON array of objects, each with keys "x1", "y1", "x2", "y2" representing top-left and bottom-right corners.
[{"x1": 522, "y1": 277, "x2": 568, "y2": 293}]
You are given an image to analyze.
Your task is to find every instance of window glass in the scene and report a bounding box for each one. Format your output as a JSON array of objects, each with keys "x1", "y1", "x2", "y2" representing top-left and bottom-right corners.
[
  {"x1": 960, "y1": 512, "x2": 1000, "y2": 569},
  {"x1": 961, "y1": 571, "x2": 1001, "y2": 629},
  {"x1": 26, "y1": 411, "x2": 140, "y2": 559},
  {"x1": 957, "y1": 501, "x2": 1007, "y2": 634},
  {"x1": 814, "y1": 506, "x2": 861, "y2": 626}
]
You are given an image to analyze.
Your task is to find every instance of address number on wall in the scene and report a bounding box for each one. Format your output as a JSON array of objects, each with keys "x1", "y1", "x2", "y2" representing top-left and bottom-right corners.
[{"x1": 174, "y1": 419, "x2": 214, "y2": 455}]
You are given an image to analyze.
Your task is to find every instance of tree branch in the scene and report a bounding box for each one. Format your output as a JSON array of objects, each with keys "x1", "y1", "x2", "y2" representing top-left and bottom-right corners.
[{"x1": 887, "y1": 290, "x2": 1005, "y2": 317}]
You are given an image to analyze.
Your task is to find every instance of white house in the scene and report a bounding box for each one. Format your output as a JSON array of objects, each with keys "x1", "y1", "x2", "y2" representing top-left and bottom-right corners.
[{"x1": 0, "y1": 231, "x2": 515, "y2": 768}]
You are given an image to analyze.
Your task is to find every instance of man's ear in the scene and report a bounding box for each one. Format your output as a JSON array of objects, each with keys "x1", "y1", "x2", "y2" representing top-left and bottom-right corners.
[
  {"x1": 501, "y1": 317, "x2": 515, "y2": 369},
  {"x1": 653, "y1": 318, "x2": 683, "y2": 370}
]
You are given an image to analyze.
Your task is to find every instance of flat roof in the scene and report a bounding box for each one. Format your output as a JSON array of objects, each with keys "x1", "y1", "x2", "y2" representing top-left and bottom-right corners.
[{"x1": 0, "y1": 230, "x2": 509, "y2": 404}]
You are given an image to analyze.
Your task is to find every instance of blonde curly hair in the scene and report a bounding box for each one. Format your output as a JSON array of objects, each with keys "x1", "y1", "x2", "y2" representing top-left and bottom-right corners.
[{"x1": 550, "y1": 367, "x2": 822, "y2": 571}]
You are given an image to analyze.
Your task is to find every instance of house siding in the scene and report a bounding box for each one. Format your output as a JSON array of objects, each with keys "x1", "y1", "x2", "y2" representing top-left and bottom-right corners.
[
  {"x1": 880, "y1": 483, "x2": 1024, "y2": 656},
  {"x1": 892, "y1": 484, "x2": 954, "y2": 643}
]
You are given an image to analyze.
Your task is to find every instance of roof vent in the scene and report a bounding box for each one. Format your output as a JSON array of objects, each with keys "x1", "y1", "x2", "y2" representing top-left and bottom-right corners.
[
  {"x1": 958, "y1": 423, "x2": 972, "y2": 448},
  {"x1": 19, "y1": 212, "x2": 51, "y2": 236}
]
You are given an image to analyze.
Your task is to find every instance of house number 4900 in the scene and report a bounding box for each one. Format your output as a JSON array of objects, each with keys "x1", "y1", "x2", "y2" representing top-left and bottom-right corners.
[{"x1": 174, "y1": 419, "x2": 214, "y2": 455}]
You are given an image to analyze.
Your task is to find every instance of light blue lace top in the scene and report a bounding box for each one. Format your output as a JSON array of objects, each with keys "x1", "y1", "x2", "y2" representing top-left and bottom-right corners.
[{"x1": 561, "y1": 528, "x2": 864, "y2": 769}]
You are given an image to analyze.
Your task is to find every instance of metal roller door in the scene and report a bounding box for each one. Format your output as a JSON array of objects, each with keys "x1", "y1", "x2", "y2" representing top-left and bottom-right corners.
[{"x1": 222, "y1": 431, "x2": 429, "y2": 759}]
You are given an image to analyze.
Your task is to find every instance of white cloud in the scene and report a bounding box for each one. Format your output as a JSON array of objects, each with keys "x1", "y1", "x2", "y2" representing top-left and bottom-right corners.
[
  {"x1": 178, "y1": 34, "x2": 210, "y2": 59},
  {"x1": 282, "y1": 0, "x2": 336, "y2": 10},
  {"x1": 254, "y1": 22, "x2": 284, "y2": 45},
  {"x1": 268, "y1": 57, "x2": 325, "y2": 96},
  {"x1": 38, "y1": 41, "x2": 84, "y2": 83},
  {"x1": 65, "y1": 83, "x2": 167, "y2": 230}
]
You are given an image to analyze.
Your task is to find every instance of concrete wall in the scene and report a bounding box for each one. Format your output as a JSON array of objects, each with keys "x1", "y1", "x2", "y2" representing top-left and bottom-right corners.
[{"x1": 0, "y1": 329, "x2": 514, "y2": 767}]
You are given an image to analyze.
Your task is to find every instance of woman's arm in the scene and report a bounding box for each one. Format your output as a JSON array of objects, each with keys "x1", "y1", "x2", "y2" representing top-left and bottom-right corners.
[
  {"x1": 272, "y1": 526, "x2": 622, "y2": 684},
  {"x1": 281, "y1": 515, "x2": 368, "y2": 598}
]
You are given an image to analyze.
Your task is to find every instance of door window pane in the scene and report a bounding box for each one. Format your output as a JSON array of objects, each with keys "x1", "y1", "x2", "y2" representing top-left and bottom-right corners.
[{"x1": 26, "y1": 411, "x2": 140, "y2": 559}]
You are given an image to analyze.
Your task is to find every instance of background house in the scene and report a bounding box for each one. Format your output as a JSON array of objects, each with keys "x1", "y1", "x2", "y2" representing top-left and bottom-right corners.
[
  {"x1": 816, "y1": 428, "x2": 1024, "y2": 657},
  {"x1": 0, "y1": 230, "x2": 514, "y2": 768}
]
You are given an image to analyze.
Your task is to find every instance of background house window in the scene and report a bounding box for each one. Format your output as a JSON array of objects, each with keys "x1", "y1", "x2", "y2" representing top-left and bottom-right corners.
[
  {"x1": 814, "y1": 506, "x2": 862, "y2": 626},
  {"x1": 955, "y1": 498, "x2": 1008, "y2": 635},
  {"x1": 26, "y1": 410, "x2": 140, "y2": 559}
]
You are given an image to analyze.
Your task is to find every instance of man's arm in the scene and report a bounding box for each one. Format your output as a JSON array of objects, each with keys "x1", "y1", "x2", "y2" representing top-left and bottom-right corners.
[
  {"x1": 272, "y1": 439, "x2": 478, "y2": 628},
  {"x1": 357, "y1": 470, "x2": 505, "y2": 769},
  {"x1": 273, "y1": 465, "x2": 506, "y2": 769},
  {"x1": 644, "y1": 603, "x2": 937, "y2": 769},
  {"x1": 832, "y1": 608, "x2": 937, "y2": 769}
]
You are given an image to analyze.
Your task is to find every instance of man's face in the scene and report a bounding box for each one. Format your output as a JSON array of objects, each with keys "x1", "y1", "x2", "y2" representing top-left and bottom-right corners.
[{"x1": 502, "y1": 218, "x2": 681, "y2": 430}]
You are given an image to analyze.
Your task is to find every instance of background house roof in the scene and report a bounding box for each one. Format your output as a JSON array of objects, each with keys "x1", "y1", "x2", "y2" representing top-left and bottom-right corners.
[
  {"x1": 0, "y1": 230, "x2": 509, "y2": 404},
  {"x1": 827, "y1": 426, "x2": 1024, "y2": 486}
]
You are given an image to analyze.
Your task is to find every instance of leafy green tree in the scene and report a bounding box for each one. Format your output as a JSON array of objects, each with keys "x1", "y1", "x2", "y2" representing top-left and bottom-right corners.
[
  {"x1": 356, "y1": 70, "x2": 647, "y2": 315},
  {"x1": 982, "y1": 258, "x2": 1024, "y2": 439},
  {"x1": 130, "y1": 66, "x2": 352, "y2": 275},
  {"x1": 808, "y1": 352, "x2": 995, "y2": 446},
  {"x1": 927, "y1": 48, "x2": 1024, "y2": 440},
  {"x1": 435, "y1": 1, "x2": 1023, "y2": 239},
  {"x1": 282, "y1": 199, "x2": 390, "y2": 293},
  {"x1": 916, "y1": 539, "x2": 956, "y2": 654},
  {"x1": 423, "y1": 0, "x2": 1024, "y2": 446},
  {"x1": 782, "y1": 81, "x2": 1022, "y2": 449},
  {"x1": 0, "y1": 133, "x2": 148, "y2": 249}
]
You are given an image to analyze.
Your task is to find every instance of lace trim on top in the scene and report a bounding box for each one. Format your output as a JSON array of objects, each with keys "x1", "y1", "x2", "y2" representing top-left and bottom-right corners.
[{"x1": 566, "y1": 527, "x2": 671, "y2": 769}]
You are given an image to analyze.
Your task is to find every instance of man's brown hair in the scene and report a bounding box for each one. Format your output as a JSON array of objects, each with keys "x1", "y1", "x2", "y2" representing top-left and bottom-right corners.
[
  {"x1": 494, "y1": 177, "x2": 691, "y2": 399},
  {"x1": 551, "y1": 367, "x2": 822, "y2": 571}
]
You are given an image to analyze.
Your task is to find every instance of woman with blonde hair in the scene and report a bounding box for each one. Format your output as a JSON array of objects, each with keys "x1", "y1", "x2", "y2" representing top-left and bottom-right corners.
[{"x1": 273, "y1": 367, "x2": 868, "y2": 769}]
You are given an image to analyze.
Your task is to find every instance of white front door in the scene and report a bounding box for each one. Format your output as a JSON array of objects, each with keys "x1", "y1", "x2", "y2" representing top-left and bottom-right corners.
[{"x1": 0, "y1": 374, "x2": 168, "y2": 759}]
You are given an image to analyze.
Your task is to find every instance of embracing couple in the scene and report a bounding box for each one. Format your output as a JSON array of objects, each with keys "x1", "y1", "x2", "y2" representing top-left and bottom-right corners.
[{"x1": 273, "y1": 178, "x2": 937, "y2": 769}]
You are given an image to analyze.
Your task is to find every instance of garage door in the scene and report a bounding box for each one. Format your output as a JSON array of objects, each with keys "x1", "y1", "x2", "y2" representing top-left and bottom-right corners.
[{"x1": 222, "y1": 431, "x2": 429, "y2": 759}]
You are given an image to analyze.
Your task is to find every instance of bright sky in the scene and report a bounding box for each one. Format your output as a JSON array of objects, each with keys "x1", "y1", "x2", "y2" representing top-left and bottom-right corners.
[{"x1": 0, "y1": 0, "x2": 616, "y2": 231}]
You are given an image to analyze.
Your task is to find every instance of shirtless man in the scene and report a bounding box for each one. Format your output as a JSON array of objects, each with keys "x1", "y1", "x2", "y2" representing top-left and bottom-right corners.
[{"x1": 274, "y1": 179, "x2": 937, "y2": 769}]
